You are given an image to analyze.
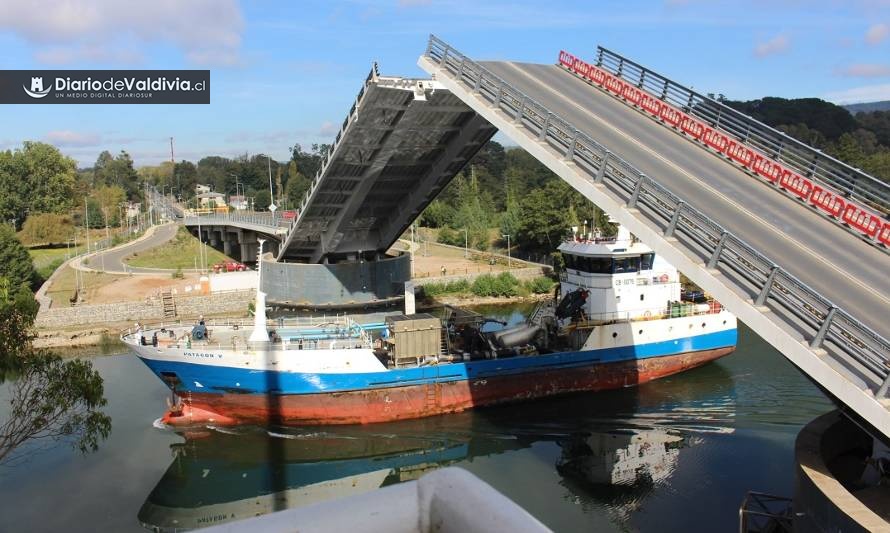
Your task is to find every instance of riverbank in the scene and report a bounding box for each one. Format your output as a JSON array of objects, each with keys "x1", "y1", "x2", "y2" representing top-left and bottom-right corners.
[{"x1": 424, "y1": 292, "x2": 551, "y2": 307}]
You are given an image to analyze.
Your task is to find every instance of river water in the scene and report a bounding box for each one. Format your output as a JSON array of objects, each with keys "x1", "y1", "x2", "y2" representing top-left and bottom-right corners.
[{"x1": 0, "y1": 304, "x2": 833, "y2": 532}]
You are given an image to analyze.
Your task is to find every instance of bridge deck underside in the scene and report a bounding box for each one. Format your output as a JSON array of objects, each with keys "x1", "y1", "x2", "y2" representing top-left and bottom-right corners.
[
  {"x1": 280, "y1": 81, "x2": 496, "y2": 262},
  {"x1": 479, "y1": 61, "x2": 889, "y2": 340}
]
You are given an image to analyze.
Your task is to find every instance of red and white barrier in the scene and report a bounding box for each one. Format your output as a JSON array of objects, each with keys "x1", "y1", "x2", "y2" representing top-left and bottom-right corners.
[{"x1": 556, "y1": 49, "x2": 887, "y2": 246}]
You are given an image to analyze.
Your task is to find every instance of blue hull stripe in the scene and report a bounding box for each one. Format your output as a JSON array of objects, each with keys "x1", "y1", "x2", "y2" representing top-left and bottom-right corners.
[{"x1": 139, "y1": 329, "x2": 737, "y2": 396}]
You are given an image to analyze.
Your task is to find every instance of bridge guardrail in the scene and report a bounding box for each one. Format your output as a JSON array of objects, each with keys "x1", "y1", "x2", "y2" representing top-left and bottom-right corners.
[
  {"x1": 424, "y1": 35, "x2": 890, "y2": 400},
  {"x1": 593, "y1": 46, "x2": 890, "y2": 216},
  {"x1": 585, "y1": 47, "x2": 890, "y2": 233}
]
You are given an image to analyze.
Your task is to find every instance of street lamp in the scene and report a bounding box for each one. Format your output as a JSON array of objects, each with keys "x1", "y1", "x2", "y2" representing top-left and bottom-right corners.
[{"x1": 502, "y1": 234, "x2": 511, "y2": 269}]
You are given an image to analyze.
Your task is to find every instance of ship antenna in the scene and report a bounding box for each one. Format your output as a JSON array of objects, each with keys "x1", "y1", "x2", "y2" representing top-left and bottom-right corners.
[{"x1": 248, "y1": 239, "x2": 270, "y2": 342}]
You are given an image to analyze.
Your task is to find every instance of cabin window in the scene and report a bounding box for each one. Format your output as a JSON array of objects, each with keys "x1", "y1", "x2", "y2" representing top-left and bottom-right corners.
[
  {"x1": 612, "y1": 256, "x2": 640, "y2": 274},
  {"x1": 588, "y1": 257, "x2": 612, "y2": 274},
  {"x1": 641, "y1": 253, "x2": 655, "y2": 270},
  {"x1": 564, "y1": 254, "x2": 576, "y2": 270}
]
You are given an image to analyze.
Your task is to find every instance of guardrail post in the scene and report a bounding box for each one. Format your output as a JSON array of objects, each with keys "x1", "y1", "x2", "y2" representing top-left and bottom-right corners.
[
  {"x1": 665, "y1": 201, "x2": 684, "y2": 237},
  {"x1": 877, "y1": 374, "x2": 890, "y2": 399},
  {"x1": 661, "y1": 80, "x2": 669, "y2": 101},
  {"x1": 458, "y1": 58, "x2": 466, "y2": 81},
  {"x1": 495, "y1": 82, "x2": 505, "y2": 107},
  {"x1": 595, "y1": 151, "x2": 610, "y2": 183},
  {"x1": 538, "y1": 113, "x2": 551, "y2": 141},
  {"x1": 638, "y1": 70, "x2": 646, "y2": 89},
  {"x1": 755, "y1": 266, "x2": 780, "y2": 306},
  {"x1": 473, "y1": 71, "x2": 483, "y2": 93},
  {"x1": 628, "y1": 175, "x2": 646, "y2": 208},
  {"x1": 563, "y1": 130, "x2": 579, "y2": 161},
  {"x1": 513, "y1": 97, "x2": 527, "y2": 124},
  {"x1": 809, "y1": 306, "x2": 837, "y2": 349},
  {"x1": 617, "y1": 58, "x2": 624, "y2": 77},
  {"x1": 439, "y1": 47, "x2": 449, "y2": 65},
  {"x1": 596, "y1": 48, "x2": 604, "y2": 67},
  {"x1": 707, "y1": 231, "x2": 729, "y2": 268}
]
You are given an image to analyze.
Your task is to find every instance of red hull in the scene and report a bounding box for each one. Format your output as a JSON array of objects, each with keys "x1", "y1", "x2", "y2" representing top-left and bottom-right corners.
[{"x1": 162, "y1": 347, "x2": 734, "y2": 427}]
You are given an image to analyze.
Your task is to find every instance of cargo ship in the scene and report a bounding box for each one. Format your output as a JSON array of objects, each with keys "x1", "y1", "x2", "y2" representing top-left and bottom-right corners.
[{"x1": 122, "y1": 224, "x2": 737, "y2": 427}]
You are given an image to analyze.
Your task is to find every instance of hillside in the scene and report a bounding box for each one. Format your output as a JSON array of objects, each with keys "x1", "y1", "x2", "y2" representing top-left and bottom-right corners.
[{"x1": 843, "y1": 101, "x2": 890, "y2": 114}]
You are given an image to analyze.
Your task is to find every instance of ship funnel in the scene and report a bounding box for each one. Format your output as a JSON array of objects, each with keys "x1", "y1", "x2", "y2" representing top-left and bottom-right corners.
[{"x1": 249, "y1": 239, "x2": 270, "y2": 343}]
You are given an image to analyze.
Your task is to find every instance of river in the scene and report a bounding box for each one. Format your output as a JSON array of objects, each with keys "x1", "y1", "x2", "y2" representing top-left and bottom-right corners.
[{"x1": 0, "y1": 304, "x2": 833, "y2": 532}]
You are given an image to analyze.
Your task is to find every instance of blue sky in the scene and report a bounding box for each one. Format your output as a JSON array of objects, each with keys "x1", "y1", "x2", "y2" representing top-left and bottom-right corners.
[{"x1": 1, "y1": 0, "x2": 889, "y2": 167}]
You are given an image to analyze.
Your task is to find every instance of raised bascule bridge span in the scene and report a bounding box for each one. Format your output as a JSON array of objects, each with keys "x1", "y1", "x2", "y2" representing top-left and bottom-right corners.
[
  {"x1": 277, "y1": 65, "x2": 496, "y2": 264},
  {"x1": 415, "y1": 35, "x2": 890, "y2": 441}
]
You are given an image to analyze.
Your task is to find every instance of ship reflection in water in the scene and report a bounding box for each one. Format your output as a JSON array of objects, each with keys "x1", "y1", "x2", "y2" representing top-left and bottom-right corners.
[{"x1": 139, "y1": 362, "x2": 737, "y2": 531}]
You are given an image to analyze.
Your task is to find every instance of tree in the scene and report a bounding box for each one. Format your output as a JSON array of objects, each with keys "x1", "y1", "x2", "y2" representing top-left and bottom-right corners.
[
  {"x1": 284, "y1": 162, "x2": 310, "y2": 210},
  {"x1": 17, "y1": 213, "x2": 75, "y2": 246},
  {"x1": 0, "y1": 224, "x2": 35, "y2": 289},
  {"x1": 91, "y1": 185, "x2": 126, "y2": 227},
  {"x1": 0, "y1": 282, "x2": 111, "y2": 465},
  {"x1": 0, "y1": 142, "x2": 77, "y2": 226},
  {"x1": 420, "y1": 200, "x2": 453, "y2": 228}
]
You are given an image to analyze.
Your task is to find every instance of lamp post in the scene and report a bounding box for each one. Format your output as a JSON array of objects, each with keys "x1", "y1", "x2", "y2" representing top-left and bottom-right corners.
[
  {"x1": 502, "y1": 234, "x2": 511, "y2": 269},
  {"x1": 463, "y1": 228, "x2": 468, "y2": 258}
]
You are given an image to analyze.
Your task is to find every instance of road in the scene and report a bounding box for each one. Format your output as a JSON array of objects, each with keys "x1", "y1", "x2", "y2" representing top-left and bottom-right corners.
[
  {"x1": 76, "y1": 223, "x2": 179, "y2": 274},
  {"x1": 479, "y1": 61, "x2": 889, "y2": 338}
]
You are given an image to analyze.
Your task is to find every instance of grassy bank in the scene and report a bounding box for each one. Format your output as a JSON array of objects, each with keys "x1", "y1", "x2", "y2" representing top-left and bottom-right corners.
[
  {"x1": 125, "y1": 227, "x2": 230, "y2": 270},
  {"x1": 421, "y1": 273, "x2": 555, "y2": 299},
  {"x1": 44, "y1": 266, "x2": 123, "y2": 308}
]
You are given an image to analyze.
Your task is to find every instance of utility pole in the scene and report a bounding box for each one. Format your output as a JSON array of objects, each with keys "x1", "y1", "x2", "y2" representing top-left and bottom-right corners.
[
  {"x1": 463, "y1": 228, "x2": 468, "y2": 258},
  {"x1": 267, "y1": 156, "x2": 276, "y2": 213},
  {"x1": 170, "y1": 137, "x2": 179, "y2": 194}
]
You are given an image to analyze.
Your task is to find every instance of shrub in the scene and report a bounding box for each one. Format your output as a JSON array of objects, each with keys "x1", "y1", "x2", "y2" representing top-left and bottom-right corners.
[
  {"x1": 525, "y1": 276, "x2": 555, "y2": 294},
  {"x1": 471, "y1": 273, "x2": 520, "y2": 297},
  {"x1": 437, "y1": 226, "x2": 462, "y2": 246},
  {"x1": 172, "y1": 267, "x2": 184, "y2": 279},
  {"x1": 422, "y1": 278, "x2": 470, "y2": 298}
]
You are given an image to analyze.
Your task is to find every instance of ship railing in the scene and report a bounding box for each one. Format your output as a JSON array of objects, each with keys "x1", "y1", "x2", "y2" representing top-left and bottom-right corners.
[
  {"x1": 119, "y1": 314, "x2": 360, "y2": 339},
  {"x1": 128, "y1": 334, "x2": 373, "y2": 352},
  {"x1": 570, "y1": 301, "x2": 725, "y2": 327}
]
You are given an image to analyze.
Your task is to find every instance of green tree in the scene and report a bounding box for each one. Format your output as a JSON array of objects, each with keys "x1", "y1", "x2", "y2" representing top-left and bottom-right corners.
[
  {"x1": 0, "y1": 282, "x2": 111, "y2": 465},
  {"x1": 17, "y1": 213, "x2": 75, "y2": 246},
  {"x1": 0, "y1": 142, "x2": 77, "y2": 226},
  {"x1": 0, "y1": 224, "x2": 35, "y2": 289},
  {"x1": 420, "y1": 200, "x2": 453, "y2": 228},
  {"x1": 91, "y1": 185, "x2": 126, "y2": 228},
  {"x1": 284, "y1": 161, "x2": 310, "y2": 211}
]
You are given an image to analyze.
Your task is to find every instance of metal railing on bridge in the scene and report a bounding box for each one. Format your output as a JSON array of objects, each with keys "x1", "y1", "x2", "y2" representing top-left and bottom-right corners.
[
  {"x1": 588, "y1": 46, "x2": 890, "y2": 228},
  {"x1": 278, "y1": 64, "x2": 380, "y2": 256},
  {"x1": 182, "y1": 211, "x2": 289, "y2": 232},
  {"x1": 424, "y1": 35, "x2": 890, "y2": 411}
]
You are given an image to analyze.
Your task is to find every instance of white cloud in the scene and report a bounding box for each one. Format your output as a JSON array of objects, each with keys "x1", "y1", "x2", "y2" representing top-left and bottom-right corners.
[
  {"x1": 44, "y1": 130, "x2": 101, "y2": 147},
  {"x1": 836, "y1": 63, "x2": 890, "y2": 77},
  {"x1": 0, "y1": 0, "x2": 244, "y2": 66},
  {"x1": 865, "y1": 23, "x2": 889, "y2": 45},
  {"x1": 824, "y1": 83, "x2": 890, "y2": 104},
  {"x1": 754, "y1": 34, "x2": 790, "y2": 58},
  {"x1": 318, "y1": 121, "x2": 337, "y2": 137}
]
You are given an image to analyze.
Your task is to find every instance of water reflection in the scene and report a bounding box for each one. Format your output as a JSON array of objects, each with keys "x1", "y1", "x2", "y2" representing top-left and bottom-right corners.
[{"x1": 139, "y1": 359, "x2": 737, "y2": 531}]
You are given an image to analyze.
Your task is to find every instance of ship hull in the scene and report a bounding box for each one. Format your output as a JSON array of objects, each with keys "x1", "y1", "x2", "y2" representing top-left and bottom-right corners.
[{"x1": 158, "y1": 345, "x2": 733, "y2": 426}]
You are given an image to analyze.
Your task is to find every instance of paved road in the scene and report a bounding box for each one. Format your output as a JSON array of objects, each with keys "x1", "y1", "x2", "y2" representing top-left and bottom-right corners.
[
  {"x1": 79, "y1": 223, "x2": 179, "y2": 274},
  {"x1": 480, "y1": 61, "x2": 889, "y2": 338}
]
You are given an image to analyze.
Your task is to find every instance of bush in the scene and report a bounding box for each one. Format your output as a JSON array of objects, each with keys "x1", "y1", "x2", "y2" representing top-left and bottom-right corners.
[
  {"x1": 437, "y1": 226, "x2": 462, "y2": 246},
  {"x1": 422, "y1": 278, "x2": 470, "y2": 298},
  {"x1": 471, "y1": 273, "x2": 519, "y2": 297},
  {"x1": 172, "y1": 267, "x2": 184, "y2": 279},
  {"x1": 525, "y1": 276, "x2": 555, "y2": 294}
]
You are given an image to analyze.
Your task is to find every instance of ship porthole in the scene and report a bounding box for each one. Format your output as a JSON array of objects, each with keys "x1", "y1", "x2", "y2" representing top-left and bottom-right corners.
[
  {"x1": 612, "y1": 332, "x2": 618, "y2": 338},
  {"x1": 702, "y1": 323, "x2": 706, "y2": 328},
  {"x1": 723, "y1": 320, "x2": 727, "y2": 325},
  {"x1": 638, "y1": 329, "x2": 643, "y2": 335}
]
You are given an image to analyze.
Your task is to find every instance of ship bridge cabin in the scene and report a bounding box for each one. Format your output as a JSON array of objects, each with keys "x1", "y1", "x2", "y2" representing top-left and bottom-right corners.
[{"x1": 557, "y1": 226, "x2": 680, "y2": 322}]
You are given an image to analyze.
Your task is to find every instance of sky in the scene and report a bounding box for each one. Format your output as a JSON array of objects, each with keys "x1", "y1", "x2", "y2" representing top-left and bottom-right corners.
[{"x1": 1, "y1": 0, "x2": 889, "y2": 167}]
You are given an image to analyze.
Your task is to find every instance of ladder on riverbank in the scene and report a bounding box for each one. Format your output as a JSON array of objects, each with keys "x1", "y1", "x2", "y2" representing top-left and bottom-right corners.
[{"x1": 161, "y1": 290, "x2": 177, "y2": 319}]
